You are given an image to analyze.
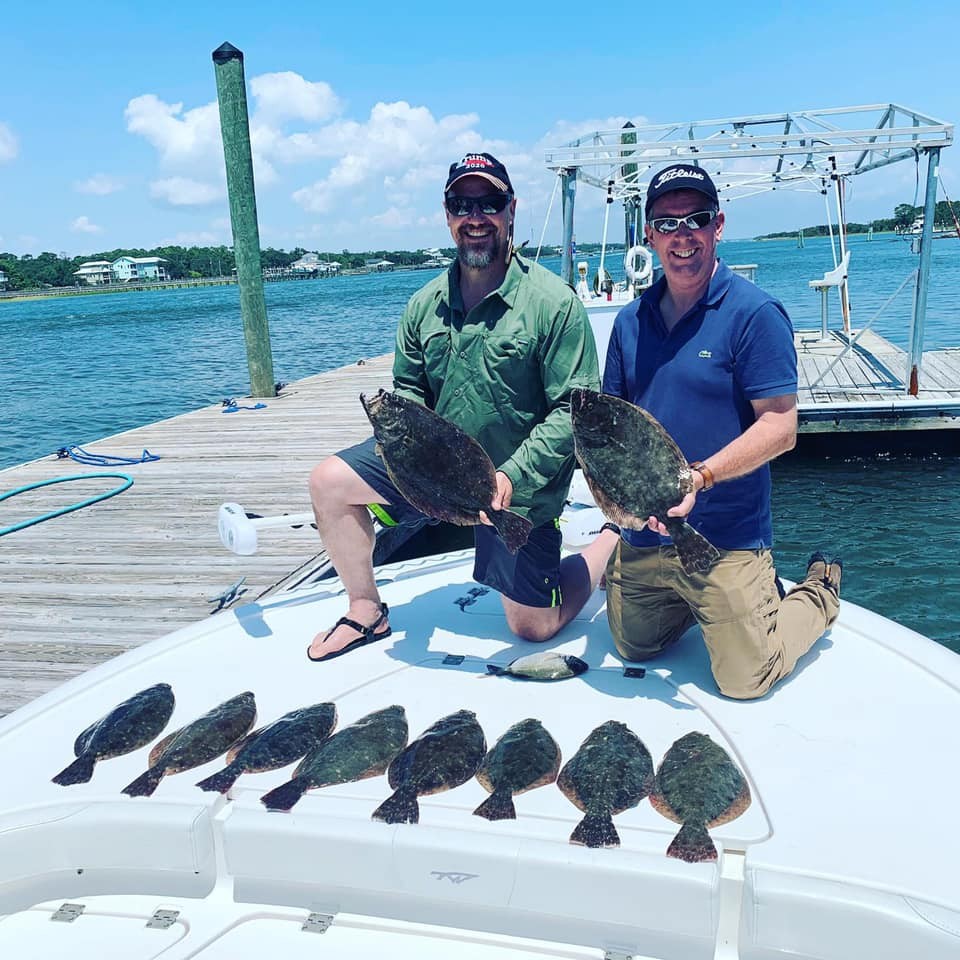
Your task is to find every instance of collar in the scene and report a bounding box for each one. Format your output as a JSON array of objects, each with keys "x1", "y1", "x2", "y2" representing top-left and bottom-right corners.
[
  {"x1": 436, "y1": 252, "x2": 524, "y2": 312},
  {"x1": 639, "y1": 258, "x2": 732, "y2": 318}
]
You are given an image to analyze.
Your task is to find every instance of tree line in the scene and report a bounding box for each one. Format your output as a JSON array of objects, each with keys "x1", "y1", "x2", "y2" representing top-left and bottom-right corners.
[
  {"x1": 757, "y1": 200, "x2": 960, "y2": 240},
  {"x1": 0, "y1": 245, "x2": 459, "y2": 292}
]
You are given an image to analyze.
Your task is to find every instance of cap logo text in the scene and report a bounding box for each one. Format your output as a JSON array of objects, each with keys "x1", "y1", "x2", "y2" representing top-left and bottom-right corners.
[{"x1": 653, "y1": 168, "x2": 705, "y2": 189}]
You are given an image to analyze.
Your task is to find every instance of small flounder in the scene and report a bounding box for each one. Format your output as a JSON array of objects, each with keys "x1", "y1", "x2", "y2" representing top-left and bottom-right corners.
[
  {"x1": 52, "y1": 683, "x2": 175, "y2": 786},
  {"x1": 474, "y1": 718, "x2": 561, "y2": 820},
  {"x1": 260, "y1": 705, "x2": 408, "y2": 812},
  {"x1": 121, "y1": 691, "x2": 257, "y2": 797},
  {"x1": 650, "y1": 731, "x2": 752, "y2": 863}
]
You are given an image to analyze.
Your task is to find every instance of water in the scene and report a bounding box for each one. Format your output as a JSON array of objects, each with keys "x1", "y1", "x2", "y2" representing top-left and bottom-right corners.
[{"x1": 2, "y1": 236, "x2": 958, "y2": 652}]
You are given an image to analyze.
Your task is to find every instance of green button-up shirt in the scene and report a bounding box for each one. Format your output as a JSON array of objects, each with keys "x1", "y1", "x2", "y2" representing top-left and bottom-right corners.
[{"x1": 393, "y1": 253, "x2": 600, "y2": 527}]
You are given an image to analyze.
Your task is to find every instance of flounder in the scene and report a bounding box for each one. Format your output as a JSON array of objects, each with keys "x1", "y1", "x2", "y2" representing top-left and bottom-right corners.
[
  {"x1": 474, "y1": 718, "x2": 561, "y2": 820},
  {"x1": 571, "y1": 388, "x2": 720, "y2": 574},
  {"x1": 121, "y1": 691, "x2": 257, "y2": 797},
  {"x1": 485, "y1": 650, "x2": 588, "y2": 681},
  {"x1": 260, "y1": 705, "x2": 408, "y2": 812},
  {"x1": 196, "y1": 701, "x2": 337, "y2": 794},
  {"x1": 52, "y1": 682, "x2": 175, "y2": 786},
  {"x1": 650, "y1": 731, "x2": 752, "y2": 863},
  {"x1": 360, "y1": 390, "x2": 532, "y2": 553},
  {"x1": 557, "y1": 719, "x2": 654, "y2": 847},
  {"x1": 372, "y1": 708, "x2": 486, "y2": 824}
]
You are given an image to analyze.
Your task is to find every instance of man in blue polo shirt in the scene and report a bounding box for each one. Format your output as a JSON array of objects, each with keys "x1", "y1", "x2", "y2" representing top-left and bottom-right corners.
[{"x1": 601, "y1": 163, "x2": 842, "y2": 699}]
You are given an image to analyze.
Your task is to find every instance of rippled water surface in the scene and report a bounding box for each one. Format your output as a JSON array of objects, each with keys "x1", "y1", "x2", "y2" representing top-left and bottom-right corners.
[{"x1": 2, "y1": 236, "x2": 958, "y2": 650}]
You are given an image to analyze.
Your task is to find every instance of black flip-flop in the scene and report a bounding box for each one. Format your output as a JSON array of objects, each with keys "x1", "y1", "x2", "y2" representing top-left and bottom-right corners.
[{"x1": 307, "y1": 602, "x2": 391, "y2": 662}]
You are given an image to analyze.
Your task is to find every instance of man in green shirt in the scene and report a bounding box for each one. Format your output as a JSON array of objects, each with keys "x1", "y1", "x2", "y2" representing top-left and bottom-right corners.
[{"x1": 307, "y1": 152, "x2": 607, "y2": 661}]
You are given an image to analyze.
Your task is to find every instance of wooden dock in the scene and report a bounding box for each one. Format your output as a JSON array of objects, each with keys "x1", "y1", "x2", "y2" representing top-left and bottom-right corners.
[{"x1": 0, "y1": 356, "x2": 393, "y2": 718}]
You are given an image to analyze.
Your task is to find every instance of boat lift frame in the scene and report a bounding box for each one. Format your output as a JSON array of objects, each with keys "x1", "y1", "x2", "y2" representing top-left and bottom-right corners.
[{"x1": 544, "y1": 104, "x2": 953, "y2": 395}]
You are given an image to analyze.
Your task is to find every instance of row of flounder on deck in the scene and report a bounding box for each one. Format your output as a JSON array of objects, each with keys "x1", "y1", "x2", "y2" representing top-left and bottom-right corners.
[
  {"x1": 49, "y1": 681, "x2": 750, "y2": 862},
  {"x1": 362, "y1": 388, "x2": 720, "y2": 574}
]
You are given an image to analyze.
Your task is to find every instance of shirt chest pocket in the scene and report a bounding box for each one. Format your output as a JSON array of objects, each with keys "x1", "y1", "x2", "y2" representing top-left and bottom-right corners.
[
  {"x1": 482, "y1": 335, "x2": 535, "y2": 379},
  {"x1": 422, "y1": 330, "x2": 452, "y2": 382}
]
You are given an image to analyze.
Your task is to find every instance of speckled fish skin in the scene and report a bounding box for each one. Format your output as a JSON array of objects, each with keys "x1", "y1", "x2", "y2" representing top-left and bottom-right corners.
[
  {"x1": 557, "y1": 720, "x2": 654, "y2": 847},
  {"x1": 486, "y1": 651, "x2": 589, "y2": 681},
  {"x1": 52, "y1": 683, "x2": 176, "y2": 786},
  {"x1": 121, "y1": 691, "x2": 257, "y2": 797},
  {"x1": 474, "y1": 718, "x2": 561, "y2": 820},
  {"x1": 650, "y1": 731, "x2": 752, "y2": 863},
  {"x1": 260, "y1": 705, "x2": 408, "y2": 812},
  {"x1": 360, "y1": 390, "x2": 532, "y2": 554},
  {"x1": 195, "y1": 701, "x2": 337, "y2": 794},
  {"x1": 571, "y1": 388, "x2": 720, "y2": 574},
  {"x1": 372, "y1": 709, "x2": 486, "y2": 824}
]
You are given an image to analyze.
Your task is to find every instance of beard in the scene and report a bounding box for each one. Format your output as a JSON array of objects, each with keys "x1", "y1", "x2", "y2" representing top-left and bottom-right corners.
[{"x1": 456, "y1": 232, "x2": 502, "y2": 269}]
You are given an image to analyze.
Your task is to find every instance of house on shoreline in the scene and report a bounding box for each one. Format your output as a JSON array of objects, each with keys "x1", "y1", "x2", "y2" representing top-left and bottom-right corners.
[{"x1": 74, "y1": 256, "x2": 168, "y2": 286}]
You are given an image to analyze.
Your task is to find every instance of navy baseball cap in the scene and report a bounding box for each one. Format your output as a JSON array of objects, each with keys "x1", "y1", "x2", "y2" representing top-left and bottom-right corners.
[
  {"x1": 444, "y1": 152, "x2": 513, "y2": 194},
  {"x1": 645, "y1": 164, "x2": 719, "y2": 216}
]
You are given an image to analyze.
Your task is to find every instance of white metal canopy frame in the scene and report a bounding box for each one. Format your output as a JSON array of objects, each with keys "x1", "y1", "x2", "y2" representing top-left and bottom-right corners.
[{"x1": 545, "y1": 103, "x2": 954, "y2": 394}]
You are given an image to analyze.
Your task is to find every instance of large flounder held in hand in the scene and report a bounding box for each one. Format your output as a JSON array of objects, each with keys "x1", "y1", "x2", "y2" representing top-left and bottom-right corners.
[
  {"x1": 650, "y1": 731, "x2": 752, "y2": 863},
  {"x1": 360, "y1": 390, "x2": 532, "y2": 554},
  {"x1": 571, "y1": 388, "x2": 720, "y2": 574}
]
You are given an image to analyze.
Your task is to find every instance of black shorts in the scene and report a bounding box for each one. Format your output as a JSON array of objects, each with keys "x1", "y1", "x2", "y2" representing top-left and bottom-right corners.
[{"x1": 337, "y1": 437, "x2": 562, "y2": 608}]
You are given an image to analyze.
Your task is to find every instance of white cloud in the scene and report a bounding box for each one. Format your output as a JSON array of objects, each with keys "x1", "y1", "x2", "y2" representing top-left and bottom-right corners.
[
  {"x1": 75, "y1": 173, "x2": 124, "y2": 195},
  {"x1": 370, "y1": 206, "x2": 415, "y2": 229},
  {"x1": 251, "y1": 72, "x2": 340, "y2": 124},
  {"x1": 0, "y1": 122, "x2": 18, "y2": 163},
  {"x1": 125, "y1": 95, "x2": 223, "y2": 168},
  {"x1": 150, "y1": 177, "x2": 223, "y2": 206},
  {"x1": 70, "y1": 216, "x2": 102, "y2": 234}
]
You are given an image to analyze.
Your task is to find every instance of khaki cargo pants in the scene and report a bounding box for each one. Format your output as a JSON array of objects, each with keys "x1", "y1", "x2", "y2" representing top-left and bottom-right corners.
[{"x1": 604, "y1": 542, "x2": 840, "y2": 699}]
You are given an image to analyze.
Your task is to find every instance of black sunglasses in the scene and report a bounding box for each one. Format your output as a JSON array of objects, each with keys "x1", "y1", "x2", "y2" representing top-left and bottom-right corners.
[
  {"x1": 445, "y1": 193, "x2": 512, "y2": 217},
  {"x1": 648, "y1": 209, "x2": 717, "y2": 234}
]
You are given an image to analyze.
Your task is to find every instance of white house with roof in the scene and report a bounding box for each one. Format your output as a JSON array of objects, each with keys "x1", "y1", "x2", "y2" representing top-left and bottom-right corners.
[
  {"x1": 0, "y1": 267, "x2": 7, "y2": 290},
  {"x1": 112, "y1": 256, "x2": 168, "y2": 282},
  {"x1": 289, "y1": 253, "x2": 341, "y2": 275},
  {"x1": 74, "y1": 260, "x2": 113, "y2": 285}
]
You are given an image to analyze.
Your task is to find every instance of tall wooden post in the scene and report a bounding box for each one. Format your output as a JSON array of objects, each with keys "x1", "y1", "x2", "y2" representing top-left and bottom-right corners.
[{"x1": 212, "y1": 42, "x2": 275, "y2": 398}]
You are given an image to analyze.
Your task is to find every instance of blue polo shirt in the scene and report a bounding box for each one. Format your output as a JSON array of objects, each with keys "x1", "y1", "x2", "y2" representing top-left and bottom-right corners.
[{"x1": 602, "y1": 260, "x2": 796, "y2": 551}]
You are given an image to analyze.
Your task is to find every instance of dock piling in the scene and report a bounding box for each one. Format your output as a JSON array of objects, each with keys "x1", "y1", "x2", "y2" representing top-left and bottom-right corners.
[{"x1": 212, "y1": 42, "x2": 275, "y2": 398}]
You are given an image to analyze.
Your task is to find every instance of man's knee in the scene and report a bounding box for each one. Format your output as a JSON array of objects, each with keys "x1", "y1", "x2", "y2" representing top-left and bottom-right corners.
[
  {"x1": 503, "y1": 606, "x2": 560, "y2": 644},
  {"x1": 309, "y1": 455, "x2": 358, "y2": 507}
]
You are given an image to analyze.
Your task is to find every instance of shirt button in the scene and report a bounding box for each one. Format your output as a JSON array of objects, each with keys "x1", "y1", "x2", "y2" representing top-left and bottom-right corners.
[{"x1": 460, "y1": 351, "x2": 467, "y2": 358}]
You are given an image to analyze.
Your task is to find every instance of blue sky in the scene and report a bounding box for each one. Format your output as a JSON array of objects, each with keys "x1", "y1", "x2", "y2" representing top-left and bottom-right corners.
[{"x1": 2, "y1": 3, "x2": 959, "y2": 256}]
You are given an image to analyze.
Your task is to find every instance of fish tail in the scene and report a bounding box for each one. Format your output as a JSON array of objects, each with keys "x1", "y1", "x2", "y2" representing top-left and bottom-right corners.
[
  {"x1": 195, "y1": 764, "x2": 240, "y2": 794},
  {"x1": 570, "y1": 813, "x2": 620, "y2": 848},
  {"x1": 670, "y1": 521, "x2": 721, "y2": 575},
  {"x1": 371, "y1": 785, "x2": 420, "y2": 824},
  {"x1": 260, "y1": 778, "x2": 307, "y2": 812},
  {"x1": 473, "y1": 789, "x2": 517, "y2": 821},
  {"x1": 489, "y1": 509, "x2": 533, "y2": 555},
  {"x1": 121, "y1": 766, "x2": 164, "y2": 798},
  {"x1": 666, "y1": 822, "x2": 717, "y2": 863},
  {"x1": 52, "y1": 754, "x2": 96, "y2": 786}
]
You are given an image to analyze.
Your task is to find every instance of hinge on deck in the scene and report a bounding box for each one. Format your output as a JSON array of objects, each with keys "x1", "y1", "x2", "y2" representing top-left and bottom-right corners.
[
  {"x1": 443, "y1": 654, "x2": 465, "y2": 665},
  {"x1": 603, "y1": 951, "x2": 632, "y2": 960},
  {"x1": 302, "y1": 912, "x2": 334, "y2": 934},
  {"x1": 146, "y1": 909, "x2": 180, "y2": 929},
  {"x1": 50, "y1": 903, "x2": 85, "y2": 923}
]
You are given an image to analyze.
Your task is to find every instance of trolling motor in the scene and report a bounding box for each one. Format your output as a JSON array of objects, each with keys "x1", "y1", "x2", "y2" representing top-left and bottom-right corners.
[{"x1": 217, "y1": 502, "x2": 315, "y2": 555}]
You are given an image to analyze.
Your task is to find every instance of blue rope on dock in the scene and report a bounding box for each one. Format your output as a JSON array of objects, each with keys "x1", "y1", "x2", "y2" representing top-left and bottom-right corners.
[
  {"x1": 56, "y1": 445, "x2": 160, "y2": 466},
  {"x1": 0, "y1": 473, "x2": 134, "y2": 537},
  {"x1": 222, "y1": 398, "x2": 267, "y2": 413}
]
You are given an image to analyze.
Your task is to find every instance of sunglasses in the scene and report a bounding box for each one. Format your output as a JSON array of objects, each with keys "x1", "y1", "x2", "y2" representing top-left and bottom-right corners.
[
  {"x1": 648, "y1": 209, "x2": 717, "y2": 234},
  {"x1": 445, "y1": 193, "x2": 512, "y2": 217}
]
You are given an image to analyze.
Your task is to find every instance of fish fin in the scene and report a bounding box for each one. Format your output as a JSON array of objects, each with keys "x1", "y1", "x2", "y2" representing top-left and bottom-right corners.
[
  {"x1": 488, "y1": 509, "x2": 533, "y2": 554},
  {"x1": 649, "y1": 789, "x2": 682, "y2": 824},
  {"x1": 473, "y1": 789, "x2": 517, "y2": 821},
  {"x1": 121, "y1": 766, "x2": 164, "y2": 798},
  {"x1": 149, "y1": 730, "x2": 178, "y2": 767},
  {"x1": 570, "y1": 813, "x2": 620, "y2": 848},
  {"x1": 668, "y1": 520, "x2": 721, "y2": 574},
  {"x1": 666, "y1": 821, "x2": 717, "y2": 863},
  {"x1": 371, "y1": 785, "x2": 420, "y2": 824},
  {"x1": 260, "y1": 778, "x2": 307, "y2": 812},
  {"x1": 195, "y1": 763, "x2": 241, "y2": 794},
  {"x1": 52, "y1": 754, "x2": 96, "y2": 786},
  {"x1": 485, "y1": 664, "x2": 506, "y2": 676}
]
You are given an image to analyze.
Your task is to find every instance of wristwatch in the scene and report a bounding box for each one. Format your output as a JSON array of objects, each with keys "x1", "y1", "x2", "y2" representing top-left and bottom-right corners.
[{"x1": 689, "y1": 461, "x2": 715, "y2": 491}]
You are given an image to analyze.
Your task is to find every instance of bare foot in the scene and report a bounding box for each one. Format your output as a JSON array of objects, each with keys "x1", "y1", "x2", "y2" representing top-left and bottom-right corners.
[{"x1": 307, "y1": 600, "x2": 391, "y2": 662}]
